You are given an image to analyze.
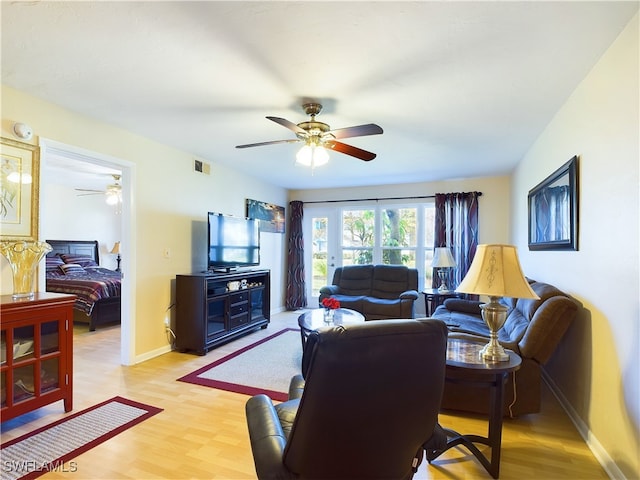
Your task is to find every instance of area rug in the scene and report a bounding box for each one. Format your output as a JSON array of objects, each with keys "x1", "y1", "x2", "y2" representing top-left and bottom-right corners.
[
  {"x1": 178, "y1": 328, "x2": 302, "y2": 402},
  {"x1": 0, "y1": 396, "x2": 163, "y2": 480}
]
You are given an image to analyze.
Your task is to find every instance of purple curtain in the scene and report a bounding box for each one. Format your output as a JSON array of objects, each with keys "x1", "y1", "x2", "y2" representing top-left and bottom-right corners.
[
  {"x1": 286, "y1": 200, "x2": 307, "y2": 310},
  {"x1": 433, "y1": 192, "x2": 480, "y2": 290}
]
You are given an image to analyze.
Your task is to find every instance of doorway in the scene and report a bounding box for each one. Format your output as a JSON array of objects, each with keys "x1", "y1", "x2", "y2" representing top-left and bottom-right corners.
[
  {"x1": 303, "y1": 206, "x2": 339, "y2": 304},
  {"x1": 39, "y1": 138, "x2": 135, "y2": 365}
]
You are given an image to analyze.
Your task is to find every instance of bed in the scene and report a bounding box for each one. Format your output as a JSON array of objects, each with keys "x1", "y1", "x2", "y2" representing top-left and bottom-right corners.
[{"x1": 45, "y1": 240, "x2": 121, "y2": 331}]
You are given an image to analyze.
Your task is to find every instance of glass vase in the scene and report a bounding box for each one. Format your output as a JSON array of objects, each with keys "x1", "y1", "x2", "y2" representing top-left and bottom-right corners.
[
  {"x1": 323, "y1": 308, "x2": 335, "y2": 324},
  {"x1": 0, "y1": 241, "x2": 52, "y2": 300}
]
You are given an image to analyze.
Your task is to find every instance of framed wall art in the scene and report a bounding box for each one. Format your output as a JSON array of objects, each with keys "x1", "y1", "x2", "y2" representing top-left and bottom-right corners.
[
  {"x1": 528, "y1": 155, "x2": 578, "y2": 251},
  {"x1": 1, "y1": 137, "x2": 40, "y2": 241},
  {"x1": 246, "y1": 199, "x2": 285, "y2": 234}
]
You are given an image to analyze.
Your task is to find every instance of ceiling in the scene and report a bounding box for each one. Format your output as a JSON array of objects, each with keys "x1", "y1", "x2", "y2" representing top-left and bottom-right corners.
[{"x1": 1, "y1": 1, "x2": 637, "y2": 190}]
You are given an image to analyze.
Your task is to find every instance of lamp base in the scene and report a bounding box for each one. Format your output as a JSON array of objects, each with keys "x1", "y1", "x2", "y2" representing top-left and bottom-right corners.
[
  {"x1": 479, "y1": 298, "x2": 509, "y2": 363},
  {"x1": 437, "y1": 269, "x2": 449, "y2": 292},
  {"x1": 480, "y1": 340, "x2": 510, "y2": 362}
]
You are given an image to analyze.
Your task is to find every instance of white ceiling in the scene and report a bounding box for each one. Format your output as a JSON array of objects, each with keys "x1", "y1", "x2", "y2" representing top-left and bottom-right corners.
[{"x1": 1, "y1": 1, "x2": 637, "y2": 190}]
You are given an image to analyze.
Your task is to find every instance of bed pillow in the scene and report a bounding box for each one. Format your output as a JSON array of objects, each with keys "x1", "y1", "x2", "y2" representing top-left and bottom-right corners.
[
  {"x1": 46, "y1": 256, "x2": 64, "y2": 271},
  {"x1": 60, "y1": 254, "x2": 98, "y2": 268},
  {"x1": 59, "y1": 263, "x2": 85, "y2": 275}
]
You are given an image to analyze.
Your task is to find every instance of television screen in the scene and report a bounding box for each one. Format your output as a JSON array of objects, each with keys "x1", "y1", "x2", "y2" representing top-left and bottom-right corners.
[{"x1": 208, "y1": 212, "x2": 260, "y2": 270}]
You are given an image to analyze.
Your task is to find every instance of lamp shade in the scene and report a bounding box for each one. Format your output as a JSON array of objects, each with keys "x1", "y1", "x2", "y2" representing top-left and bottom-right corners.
[
  {"x1": 432, "y1": 247, "x2": 457, "y2": 268},
  {"x1": 110, "y1": 242, "x2": 121, "y2": 255},
  {"x1": 456, "y1": 244, "x2": 539, "y2": 299}
]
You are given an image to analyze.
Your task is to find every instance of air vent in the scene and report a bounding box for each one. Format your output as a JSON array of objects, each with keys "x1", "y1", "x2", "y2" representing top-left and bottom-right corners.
[{"x1": 194, "y1": 159, "x2": 211, "y2": 175}]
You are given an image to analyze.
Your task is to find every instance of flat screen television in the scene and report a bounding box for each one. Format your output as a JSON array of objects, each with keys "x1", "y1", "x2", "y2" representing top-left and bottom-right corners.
[{"x1": 208, "y1": 212, "x2": 260, "y2": 271}]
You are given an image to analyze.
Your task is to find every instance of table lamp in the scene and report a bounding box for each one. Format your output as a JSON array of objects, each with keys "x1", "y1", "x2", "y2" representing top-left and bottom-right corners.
[
  {"x1": 110, "y1": 241, "x2": 121, "y2": 272},
  {"x1": 456, "y1": 244, "x2": 539, "y2": 362},
  {"x1": 432, "y1": 247, "x2": 457, "y2": 292}
]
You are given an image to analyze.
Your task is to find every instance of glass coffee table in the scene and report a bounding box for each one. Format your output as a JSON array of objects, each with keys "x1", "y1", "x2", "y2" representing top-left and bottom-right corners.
[{"x1": 297, "y1": 308, "x2": 365, "y2": 347}]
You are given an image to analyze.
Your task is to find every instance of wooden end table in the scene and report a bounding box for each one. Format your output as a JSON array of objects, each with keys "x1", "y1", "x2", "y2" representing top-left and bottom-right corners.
[
  {"x1": 297, "y1": 308, "x2": 365, "y2": 348},
  {"x1": 427, "y1": 338, "x2": 522, "y2": 478},
  {"x1": 423, "y1": 288, "x2": 459, "y2": 316}
]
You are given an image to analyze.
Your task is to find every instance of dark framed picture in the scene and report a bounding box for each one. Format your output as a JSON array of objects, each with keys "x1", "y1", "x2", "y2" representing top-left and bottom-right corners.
[
  {"x1": 246, "y1": 199, "x2": 285, "y2": 234},
  {"x1": 528, "y1": 156, "x2": 579, "y2": 251}
]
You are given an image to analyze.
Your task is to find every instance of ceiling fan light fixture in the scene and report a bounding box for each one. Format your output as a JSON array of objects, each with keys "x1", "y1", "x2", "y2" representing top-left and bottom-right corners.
[
  {"x1": 105, "y1": 192, "x2": 119, "y2": 206},
  {"x1": 296, "y1": 143, "x2": 329, "y2": 168},
  {"x1": 105, "y1": 186, "x2": 122, "y2": 206},
  {"x1": 236, "y1": 102, "x2": 381, "y2": 165},
  {"x1": 295, "y1": 145, "x2": 312, "y2": 166}
]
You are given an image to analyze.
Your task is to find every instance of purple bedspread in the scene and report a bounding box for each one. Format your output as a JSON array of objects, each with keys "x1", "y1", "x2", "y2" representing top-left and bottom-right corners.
[{"x1": 46, "y1": 267, "x2": 122, "y2": 315}]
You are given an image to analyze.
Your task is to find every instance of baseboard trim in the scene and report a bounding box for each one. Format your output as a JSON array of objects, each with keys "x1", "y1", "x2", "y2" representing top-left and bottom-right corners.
[
  {"x1": 541, "y1": 369, "x2": 625, "y2": 480},
  {"x1": 135, "y1": 344, "x2": 172, "y2": 364}
]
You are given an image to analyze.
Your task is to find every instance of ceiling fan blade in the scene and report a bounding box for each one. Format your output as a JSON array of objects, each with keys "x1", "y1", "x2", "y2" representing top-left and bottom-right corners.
[
  {"x1": 76, "y1": 192, "x2": 104, "y2": 197},
  {"x1": 328, "y1": 123, "x2": 383, "y2": 140},
  {"x1": 326, "y1": 141, "x2": 377, "y2": 161},
  {"x1": 236, "y1": 139, "x2": 301, "y2": 149},
  {"x1": 75, "y1": 188, "x2": 104, "y2": 193},
  {"x1": 266, "y1": 116, "x2": 307, "y2": 135}
]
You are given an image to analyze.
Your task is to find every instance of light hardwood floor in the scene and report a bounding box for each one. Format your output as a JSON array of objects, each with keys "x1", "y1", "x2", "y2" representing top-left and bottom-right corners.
[{"x1": 1, "y1": 310, "x2": 608, "y2": 479}]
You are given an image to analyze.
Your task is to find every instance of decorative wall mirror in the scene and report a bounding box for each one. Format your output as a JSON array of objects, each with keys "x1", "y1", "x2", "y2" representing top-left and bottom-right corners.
[{"x1": 528, "y1": 155, "x2": 579, "y2": 251}]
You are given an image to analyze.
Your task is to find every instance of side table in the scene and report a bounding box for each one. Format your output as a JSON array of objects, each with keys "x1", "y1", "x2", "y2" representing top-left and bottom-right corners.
[
  {"x1": 427, "y1": 338, "x2": 522, "y2": 479},
  {"x1": 423, "y1": 288, "x2": 459, "y2": 316}
]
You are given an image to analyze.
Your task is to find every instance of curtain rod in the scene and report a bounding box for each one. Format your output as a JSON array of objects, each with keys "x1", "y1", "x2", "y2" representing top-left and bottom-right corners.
[{"x1": 302, "y1": 192, "x2": 482, "y2": 205}]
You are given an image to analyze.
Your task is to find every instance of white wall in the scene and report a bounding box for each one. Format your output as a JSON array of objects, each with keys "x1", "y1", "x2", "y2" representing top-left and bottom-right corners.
[
  {"x1": 42, "y1": 183, "x2": 121, "y2": 269},
  {"x1": 511, "y1": 13, "x2": 639, "y2": 479}
]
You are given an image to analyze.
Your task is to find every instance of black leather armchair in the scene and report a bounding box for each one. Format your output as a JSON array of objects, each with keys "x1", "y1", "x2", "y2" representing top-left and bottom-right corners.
[
  {"x1": 319, "y1": 264, "x2": 419, "y2": 320},
  {"x1": 245, "y1": 319, "x2": 449, "y2": 479}
]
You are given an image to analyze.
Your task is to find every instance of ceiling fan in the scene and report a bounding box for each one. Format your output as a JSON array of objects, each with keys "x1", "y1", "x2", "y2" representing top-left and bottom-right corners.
[
  {"x1": 75, "y1": 174, "x2": 122, "y2": 205},
  {"x1": 235, "y1": 103, "x2": 383, "y2": 165}
]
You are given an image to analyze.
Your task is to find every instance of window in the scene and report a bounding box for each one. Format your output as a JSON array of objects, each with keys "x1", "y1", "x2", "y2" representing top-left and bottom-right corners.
[
  {"x1": 423, "y1": 205, "x2": 436, "y2": 287},
  {"x1": 382, "y1": 207, "x2": 417, "y2": 267},
  {"x1": 339, "y1": 202, "x2": 435, "y2": 288},
  {"x1": 342, "y1": 209, "x2": 375, "y2": 265}
]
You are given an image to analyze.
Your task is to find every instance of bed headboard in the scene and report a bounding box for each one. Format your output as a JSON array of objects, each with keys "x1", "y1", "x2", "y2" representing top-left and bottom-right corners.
[{"x1": 46, "y1": 240, "x2": 100, "y2": 264}]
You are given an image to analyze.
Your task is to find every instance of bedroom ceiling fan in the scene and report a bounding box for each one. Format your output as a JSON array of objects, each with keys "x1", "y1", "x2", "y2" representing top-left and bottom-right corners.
[
  {"x1": 76, "y1": 174, "x2": 122, "y2": 205},
  {"x1": 235, "y1": 103, "x2": 383, "y2": 168}
]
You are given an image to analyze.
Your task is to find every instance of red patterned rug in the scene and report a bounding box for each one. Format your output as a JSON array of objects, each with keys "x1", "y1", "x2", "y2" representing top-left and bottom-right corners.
[
  {"x1": 0, "y1": 396, "x2": 162, "y2": 480},
  {"x1": 178, "y1": 328, "x2": 302, "y2": 402}
]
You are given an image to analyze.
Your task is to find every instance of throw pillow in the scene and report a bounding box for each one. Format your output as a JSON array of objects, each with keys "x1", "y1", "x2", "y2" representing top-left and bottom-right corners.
[
  {"x1": 442, "y1": 298, "x2": 483, "y2": 315},
  {"x1": 60, "y1": 254, "x2": 98, "y2": 268},
  {"x1": 46, "y1": 256, "x2": 64, "y2": 271},
  {"x1": 59, "y1": 263, "x2": 85, "y2": 275}
]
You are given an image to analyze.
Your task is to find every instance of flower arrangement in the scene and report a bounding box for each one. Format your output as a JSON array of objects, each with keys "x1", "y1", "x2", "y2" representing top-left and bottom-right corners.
[{"x1": 321, "y1": 297, "x2": 340, "y2": 310}]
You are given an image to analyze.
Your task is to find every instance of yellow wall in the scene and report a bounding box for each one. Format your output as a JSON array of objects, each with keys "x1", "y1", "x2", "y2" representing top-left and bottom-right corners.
[
  {"x1": 290, "y1": 176, "x2": 511, "y2": 246},
  {"x1": 2, "y1": 13, "x2": 637, "y2": 475},
  {"x1": 511, "y1": 14, "x2": 639, "y2": 479},
  {"x1": 1, "y1": 85, "x2": 288, "y2": 362}
]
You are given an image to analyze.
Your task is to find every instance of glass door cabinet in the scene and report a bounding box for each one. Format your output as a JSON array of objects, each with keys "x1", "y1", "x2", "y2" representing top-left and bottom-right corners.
[{"x1": 1, "y1": 292, "x2": 75, "y2": 422}]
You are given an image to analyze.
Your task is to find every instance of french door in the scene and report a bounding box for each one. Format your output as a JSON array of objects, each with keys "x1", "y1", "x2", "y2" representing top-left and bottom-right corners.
[{"x1": 303, "y1": 207, "x2": 339, "y2": 305}]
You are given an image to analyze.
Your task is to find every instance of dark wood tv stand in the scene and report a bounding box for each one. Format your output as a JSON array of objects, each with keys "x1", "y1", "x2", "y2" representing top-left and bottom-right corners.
[{"x1": 175, "y1": 269, "x2": 270, "y2": 355}]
